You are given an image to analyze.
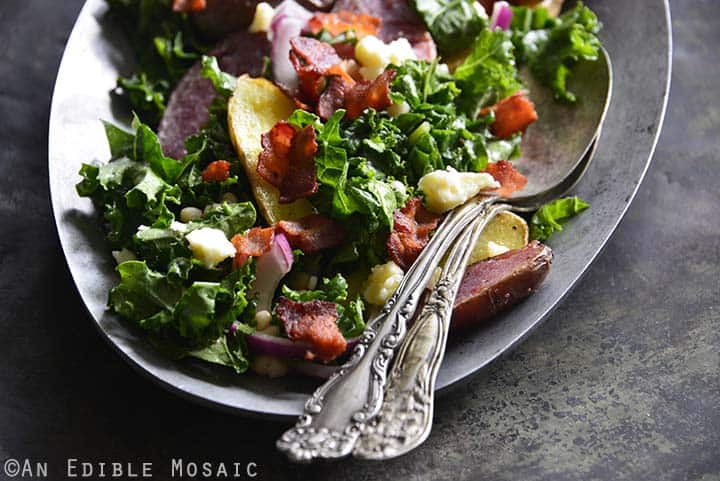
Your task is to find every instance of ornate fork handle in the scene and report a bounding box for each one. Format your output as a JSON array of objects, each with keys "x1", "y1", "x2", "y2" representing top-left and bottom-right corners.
[
  {"x1": 354, "y1": 204, "x2": 510, "y2": 460},
  {"x1": 277, "y1": 196, "x2": 497, "y2": 462}
]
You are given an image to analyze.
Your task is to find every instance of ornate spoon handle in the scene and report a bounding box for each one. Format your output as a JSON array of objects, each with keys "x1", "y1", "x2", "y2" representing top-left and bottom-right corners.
[
  {"x1": 277, "y1": 196, "x2": 497, "y2": 462},
  {"x1": 354, "y1": 204, "x2": 510, "y2": 460}
]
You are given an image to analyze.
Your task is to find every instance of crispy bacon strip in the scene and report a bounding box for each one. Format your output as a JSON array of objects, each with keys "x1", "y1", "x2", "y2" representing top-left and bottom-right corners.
[
  {"x1": 305, "y1": 11, "x2": 381, "y2": 39},
  {"x1": 231, "y1": 227, "x2": 275, "y2": 269},
  {"x1": 317, "y1": 77, "x2": 347, "y2": 120},
  {"x1": 486, "y1": 93, "x2": 538, "y2": 139},
  {"x1": 387, "y1": 197, "x2": 442, "y2": 271},
  {"x1": 257, "y1": 122, "x2": 319, "y2": 203},
  {"x1": 290, "y1": 37, "x2": 355, "y2": 103},
  {"x1": 257, "y1": 122, "x2": 294, "y2": 187},
  {"x1": 202, "y1": 160, "x2": 231, "y2": 183},
  {"x1": 172, "y1": 0, "x2": 206, "y2": 13},
  {"x1": 276, "y1": 297, "x2": 347, "y2": 362},
  {"x1": 345, "y1": 69, "x2": 397, "y2": 119},
  {"x1": 484, "y1": 160, "x2": 528, "y2": 198},
  {"x1": 276, "y1": 214, "x2": 345, "y2": 254},
  {"x1": 281, "y1": 125, "x2": 319, "y2": 203}
]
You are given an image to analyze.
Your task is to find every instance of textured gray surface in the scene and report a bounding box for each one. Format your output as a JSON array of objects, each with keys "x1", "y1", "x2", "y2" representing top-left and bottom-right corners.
[{"x1": 0, "y1": 1, "x2": 718, "y2": 481}]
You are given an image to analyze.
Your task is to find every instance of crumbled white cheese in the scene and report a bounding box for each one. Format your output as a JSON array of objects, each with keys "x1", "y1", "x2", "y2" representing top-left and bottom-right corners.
[
  {"x1": 355, "y1": 35, "x2": 417, "y2": 80},
  {"x1": 179, "y1": 206, "x2": 203, "y2": 223},
  {"x1": 486, "y1": 241, "x2": 511, "y2": 258},
  {"x1": 185, "y1": 227, "x2": 236, "y2": 268},
  {"x1": 170, "y1": 221, "x2": 188, "y2": 233},
  {"x1": 387, "y1": 101, "x2": 410, "y2": 117},
  {"x1": 390, "y1": 180, "x2": 407, "y2": 196},
  {"x1": 473, "y1": 1, "x2": 489, "y2": 19},
  {"x1": 363, "y1": 261, "x2": 405, "y2": 306},
  {"x1": 418, "y1": 167, "x2": 500, "y2": 214},
  {"x1": 539, "y1": 0, "x2": 563, "y2": 17},
  {"x1": 436, "y1": 63, "x2": 451, "y2": 76},
  {"x1": 251, "y1": 354, "x2": 288, "y2": 378},
  {"x1": 249, "y1": 2, "x2": 275, "y2": 33},
  {"x1": 111, "y1": 249, "x2": 136, "y2": 265}
]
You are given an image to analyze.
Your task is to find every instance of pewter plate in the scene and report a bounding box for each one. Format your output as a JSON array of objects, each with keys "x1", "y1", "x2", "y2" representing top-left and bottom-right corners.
[{"x1": 49, "y1": 0, "x2": 671, "y2": 419}]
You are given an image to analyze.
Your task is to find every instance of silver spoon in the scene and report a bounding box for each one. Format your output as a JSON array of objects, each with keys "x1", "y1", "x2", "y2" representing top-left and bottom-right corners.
[{"x1": 277, "y1": 48, "x2": 612, "y2": 463}]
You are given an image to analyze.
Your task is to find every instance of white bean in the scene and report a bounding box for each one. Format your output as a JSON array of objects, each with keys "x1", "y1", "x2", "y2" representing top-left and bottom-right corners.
[{"x1": 179, "y1": 207, "x2": 203, "y2": 223}]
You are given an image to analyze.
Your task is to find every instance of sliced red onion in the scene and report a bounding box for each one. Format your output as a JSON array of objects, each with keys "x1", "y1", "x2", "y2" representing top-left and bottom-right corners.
[
  {"x1": 247, "y1": 331, "x2": 312, "y2": 359},
  {"x1": 292, "y1": 360, "x2": 339, "y2": 379},
  {"x1": 270, "y1": 0, "x2": 313, "y2": 88},
  {"x1": 273, "y1": 0, "x2": 313, "y2": 23},
  {"x1": 252, "y1": 233, "x2": 294, "y2": 313},
  {"x1": 490, "y1": 1, "x2": 513, "y2": 31},
  {"x1": 246, "y1": 331, "x2": 360, "y2": 359}
]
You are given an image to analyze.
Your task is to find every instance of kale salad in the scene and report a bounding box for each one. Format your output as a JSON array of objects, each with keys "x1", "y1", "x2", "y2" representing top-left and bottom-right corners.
[{"x1": 77, "y1": 0, "x2": 600, "y2": 378}]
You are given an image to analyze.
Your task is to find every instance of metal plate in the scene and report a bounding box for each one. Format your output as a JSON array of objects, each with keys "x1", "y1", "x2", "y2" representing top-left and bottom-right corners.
[{"x1": 48, "y1": 0, "x2": 671, "y2": 419}]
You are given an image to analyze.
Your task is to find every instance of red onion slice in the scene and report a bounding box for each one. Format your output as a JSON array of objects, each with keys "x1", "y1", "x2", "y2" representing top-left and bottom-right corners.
[
  {"x1": 246, "y1": 331, "x2": 360, "y2": 360},
  {"x1": 247, "y1": 331, "x2": 312, "y2": 359},
  {"x1": 270, "y1": 0, "x2": 313, "y2": 88},
  {"x1": 292, "y1": 360, "x2": 339, "y2": 379},
  {"x1": 490, "y1": 1, "x2": 513, "y2": 31},
  {"x1": 252, "y1": 232, "x2": 294, "y2": 313}
]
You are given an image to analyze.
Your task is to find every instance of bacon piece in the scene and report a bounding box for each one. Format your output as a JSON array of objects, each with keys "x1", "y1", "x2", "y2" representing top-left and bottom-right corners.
[
  {"x1": 257, "y1": 122, "x2": 295, "y2": 187},
  {"x1": 290, "y1": 37, "x2": 354, "y2": 103},
  {"x1": 305, "y1": 11, "x2": 381, "y2": 38},
  {"x1": 276, "y1": 297, "x2": 346, "y2": 362},
  {"x1": 172, "y1": 0, "x2": 207, "y2": 13},
  {"x1": 317, "y1": 77, "x2": 347, "y2": 120},
  {"x1": 387, "y1": 197, "x2": 442, "y2": 271},
  {"x1": 484, "y1": 160, "x2": 528, "y2": 198},
  {"x1": 257, "y1": 123, "x2": 319, "y2": 203},
  {"x1": 276, "y1": 214, "x2": 345, "y2": 254},
  {"x1": 231, "y1": 227, "x2": 275, "y2": 269},
  {"x1": 280, "y1": 125, "x2": 319, "y2": 203},
  {"x1": 202, "y1": 160, "x2": 231, "y2": 183},
  {"x1": 487, "y1": 93, "x2": 539, "y2": 139},
  {"x1": 345, "y1": 69, "x2": 397, "y2": 119}
]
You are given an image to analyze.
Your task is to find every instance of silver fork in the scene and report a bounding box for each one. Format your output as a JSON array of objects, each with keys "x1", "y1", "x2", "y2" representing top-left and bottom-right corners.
[
  {"x1": 353, "y1": 203, "x2": 510, "y2": 459},
  {"x1": 276, "y1": 195, "x2": 498, "y2": 462}
]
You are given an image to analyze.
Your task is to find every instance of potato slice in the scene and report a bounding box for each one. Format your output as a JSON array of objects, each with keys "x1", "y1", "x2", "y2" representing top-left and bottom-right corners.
[
  {"x1": 228, "y1": 75, "x2": 315, "y2": 224},
  {"x1": 467, "y1": 211, "x2": 529, "y2": 265}
]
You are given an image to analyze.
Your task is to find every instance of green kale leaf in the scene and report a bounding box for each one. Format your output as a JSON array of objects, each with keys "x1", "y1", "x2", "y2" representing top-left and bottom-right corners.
[
  {"x1": 511, "y1": 2, "x2": 602, "y2": 102},
  {"x1": 282, "y1": 274, "x2": 366, "y2": 338},
  {"x1": 530, "y1": 196, "x2": 590, "y2": 241},
  {"x1": 106, "y1": 0, "x2": 208, "y2": 125},
  {"x1": 410, "y1": 0, "x2": 488, "y2": 55},
  {"x1": 454, "y1": 29, "x2": 524, "y2": 115}
]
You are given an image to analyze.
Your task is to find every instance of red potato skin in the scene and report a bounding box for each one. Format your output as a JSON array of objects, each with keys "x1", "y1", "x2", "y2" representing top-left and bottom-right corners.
[{"x1": 451, "y1": 241, "x2": 553, "y2": 329}]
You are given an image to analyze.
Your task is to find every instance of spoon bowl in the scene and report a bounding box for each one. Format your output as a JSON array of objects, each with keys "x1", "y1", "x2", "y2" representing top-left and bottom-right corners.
[{"x1": 512, "y1": 47, "x2": 612, "y2": 204}]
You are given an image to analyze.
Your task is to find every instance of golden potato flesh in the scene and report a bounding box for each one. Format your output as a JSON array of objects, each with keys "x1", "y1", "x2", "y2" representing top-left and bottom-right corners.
[
  {"x1": 468, "y1": 211, "x2": 529, "y2": 265},
  {"x1": 228, "y1": 75, "x2": 315, "y2": 224}
]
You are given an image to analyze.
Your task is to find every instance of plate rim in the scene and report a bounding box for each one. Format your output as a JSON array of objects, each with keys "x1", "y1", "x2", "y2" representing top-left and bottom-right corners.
[{"x1": 48, "y1": 0, "x2": 673, "y2": 420}]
